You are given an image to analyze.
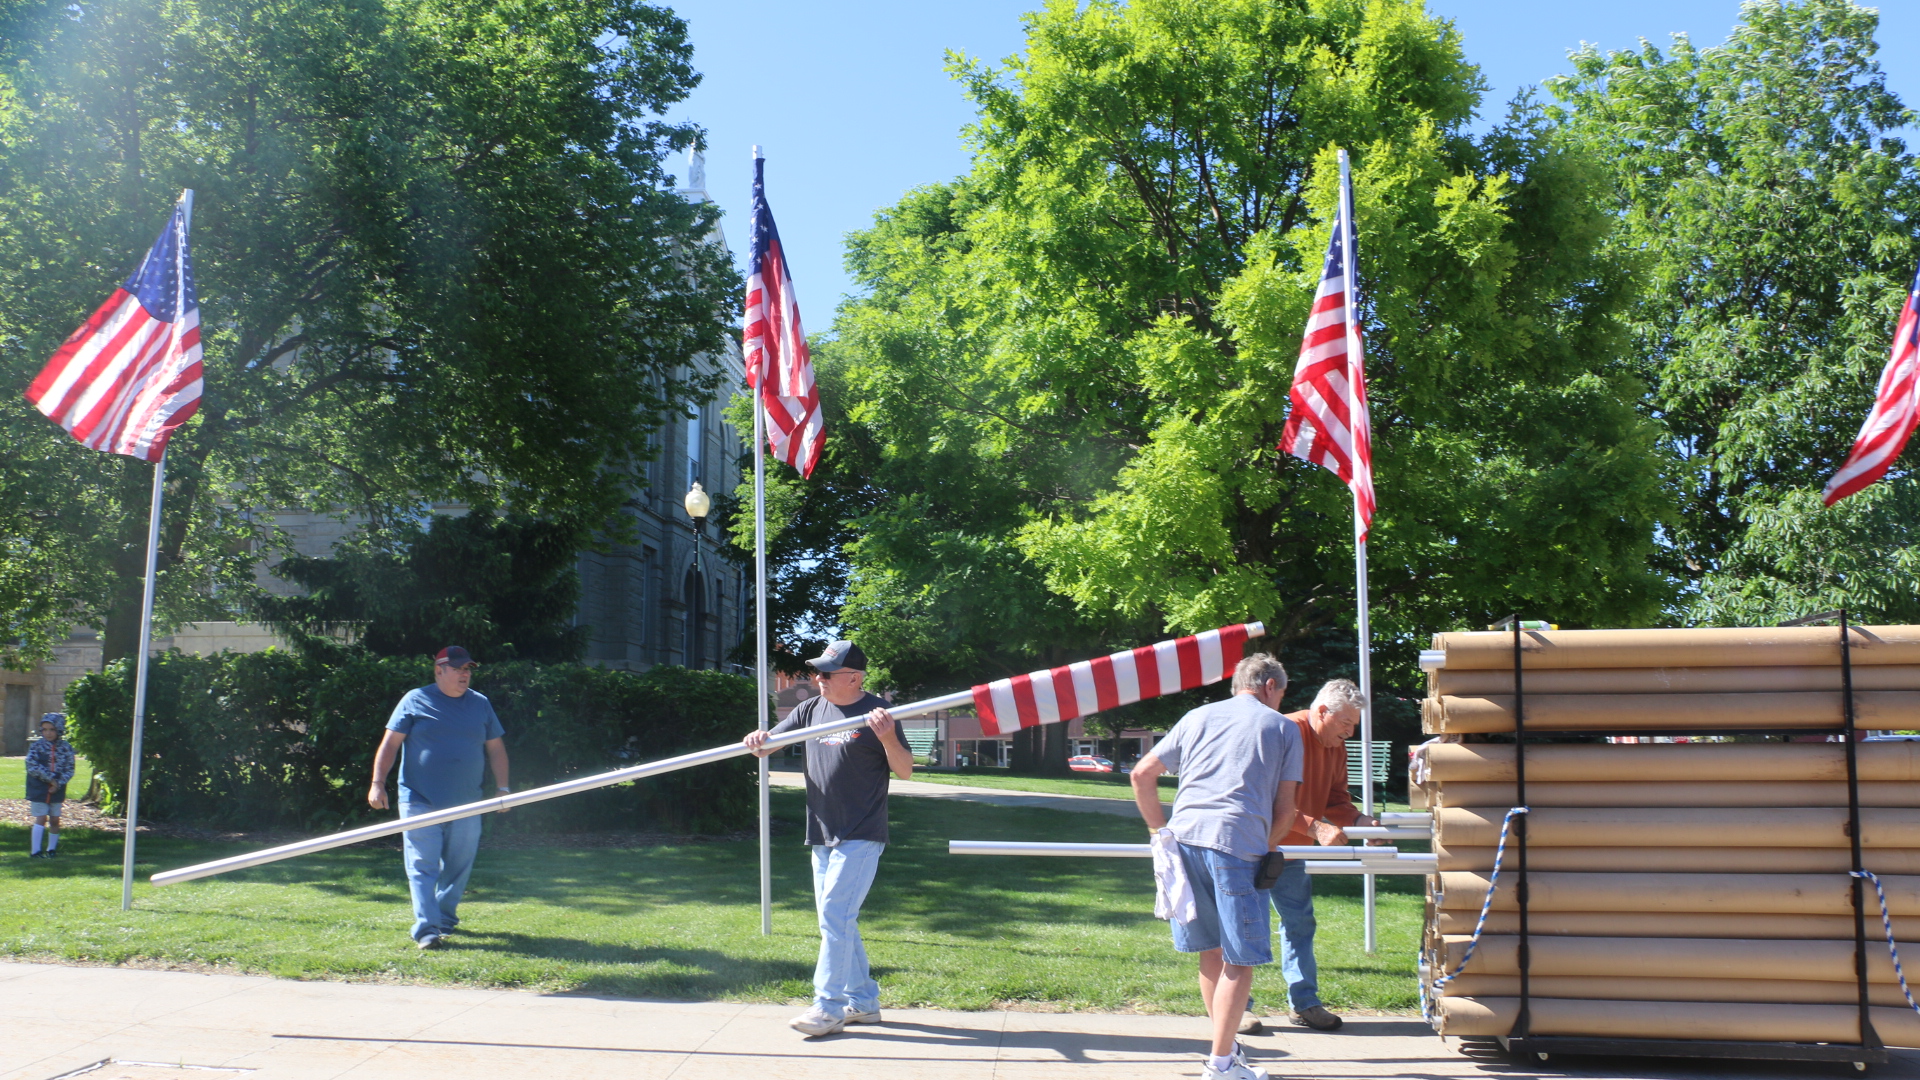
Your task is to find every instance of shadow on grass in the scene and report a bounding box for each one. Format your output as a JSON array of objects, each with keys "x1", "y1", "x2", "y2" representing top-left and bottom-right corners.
[{"x1": 443, "y1": 929, "x2": 814, "y2": 998}]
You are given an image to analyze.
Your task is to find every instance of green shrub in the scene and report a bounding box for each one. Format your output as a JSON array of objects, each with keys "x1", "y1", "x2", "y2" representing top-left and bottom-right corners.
[{"x1": 66, "y1": 652, "x2": 758, "y2": 834}]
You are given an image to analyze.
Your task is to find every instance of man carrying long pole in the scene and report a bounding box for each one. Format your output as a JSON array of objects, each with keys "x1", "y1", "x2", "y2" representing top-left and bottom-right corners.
[
  {"x1": 742, "y1": 641, "x2": 912, "y2": 1038},
  {"x1": 24, "y1": 190, "x2": 205, "y2": 911},
  {"x1": 1278, "y1": 148, "x2": 1378, "y2": 950},
  {"x1": 743, "y1": 148, "x2": 825, "y2": 936}
]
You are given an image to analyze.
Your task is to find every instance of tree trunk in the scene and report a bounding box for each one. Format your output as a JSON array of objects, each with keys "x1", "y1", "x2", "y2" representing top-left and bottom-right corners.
[
  {"x1": 1011, "y1": 720, "x2": 1071, "y2": 775},
  {"x1": 99, "y1": 561, "x2": 147, "y2": 666},
  {"x1": 100, "y1": 459, "x2": 160, "y2": 665}
]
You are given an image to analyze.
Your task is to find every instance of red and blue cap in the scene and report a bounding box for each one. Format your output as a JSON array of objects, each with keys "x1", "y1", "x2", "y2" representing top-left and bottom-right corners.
[{"x1": 434, "y1": 646, "x2": 476, "y2": 668}]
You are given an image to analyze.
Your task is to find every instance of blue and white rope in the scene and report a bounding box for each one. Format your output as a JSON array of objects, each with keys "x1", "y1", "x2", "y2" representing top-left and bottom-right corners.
[
  {"x1": 1853, "y1": 869, "x2": 1920, "y2": 1016},
  {"x1": 1422, "y1": 805, "x2": 1528, "y2": 1023}
]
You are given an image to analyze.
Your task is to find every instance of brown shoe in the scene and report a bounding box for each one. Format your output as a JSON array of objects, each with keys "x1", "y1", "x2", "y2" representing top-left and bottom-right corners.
[
  {"x1": 1291, "y1": 1005, "x2": 1343, "y2": 1031},
  {"x1": 1236, "y1": 1011, "x2": 1264, "y2": 1035}
]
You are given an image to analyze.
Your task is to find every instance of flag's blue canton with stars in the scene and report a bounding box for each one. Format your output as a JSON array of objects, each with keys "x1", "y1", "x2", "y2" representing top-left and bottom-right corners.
[
  {"x1": 125, "y1": 204, "x2": 195, "y2": 322},
  {"x1": 26, "y1": 195, "x2": 204, "y2": 462}
]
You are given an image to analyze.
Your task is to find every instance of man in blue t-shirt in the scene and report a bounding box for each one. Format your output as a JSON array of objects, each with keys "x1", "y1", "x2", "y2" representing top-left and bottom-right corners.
[{"x1": 369, "y1": 645, "x2": 509, "y2": 949}]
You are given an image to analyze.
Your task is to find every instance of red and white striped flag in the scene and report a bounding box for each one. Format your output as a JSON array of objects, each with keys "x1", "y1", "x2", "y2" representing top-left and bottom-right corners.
[
  {"x1": 27, "y1": 194, "x2": 202, "y2": 462},
  {"x1": 971, "y1": 623, "x2": 1265, "y2": 734},
  {"x1": 743, "y1": 156, "x2": 823, "y2": 478},
  {"x1": 1279, "y1": 159, "x2": 1374, "y2": 539},
  {"x1": 1825, "y1": 264, "x2": 1920, "y2": 506}
]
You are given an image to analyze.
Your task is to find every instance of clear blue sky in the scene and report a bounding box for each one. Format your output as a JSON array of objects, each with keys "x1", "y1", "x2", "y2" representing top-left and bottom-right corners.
[{"x1": 663, "y1": 1, "x2": 1918, "y2": 325}]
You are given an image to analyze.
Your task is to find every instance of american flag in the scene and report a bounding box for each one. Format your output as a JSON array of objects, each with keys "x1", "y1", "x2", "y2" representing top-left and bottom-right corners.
[
  {"x1": 1825, "y1": 264, "x2": 1920, "y2": 506},
  {"x1": 744, "y1": 156, "x2": 823, "y2": 478},
  {"x1": 971, "y1": 623, "x2": 1263, "y2": 733},
  {"x1": 27, "y1": 195, "x2": 203, "y2": 463},
  {"x1": 1279, "y1": 156, "x2": 1375, "y2": 539}
]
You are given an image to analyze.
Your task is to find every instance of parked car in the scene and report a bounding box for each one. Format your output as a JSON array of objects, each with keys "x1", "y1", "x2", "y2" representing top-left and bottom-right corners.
[{"x1": 1068, "y1": 755, "x2": 1115, "y2": 773}]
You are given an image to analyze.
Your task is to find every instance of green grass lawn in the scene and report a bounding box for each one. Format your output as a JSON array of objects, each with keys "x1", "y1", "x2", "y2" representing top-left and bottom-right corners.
[
  {"x1": 0, "y1": 754, "x2": 95, "y2": 798},
  {"x1": 0, "y1": 789, "x2": 1422, "y2": 1013}
]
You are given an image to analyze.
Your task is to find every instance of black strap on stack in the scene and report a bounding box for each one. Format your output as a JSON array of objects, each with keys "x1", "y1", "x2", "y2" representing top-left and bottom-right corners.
[
  {"x1": 1511, "y1": 613, "x2": 1532, "y2": 1041},
  {"x1": 1840, "y1": 610, "x2": 1883, "y2": 1055}
]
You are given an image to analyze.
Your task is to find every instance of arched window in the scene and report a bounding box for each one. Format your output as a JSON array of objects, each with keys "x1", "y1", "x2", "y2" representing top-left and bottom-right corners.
[{"x1": 686, "y1": 407, "x2": 703, "y2": 492}]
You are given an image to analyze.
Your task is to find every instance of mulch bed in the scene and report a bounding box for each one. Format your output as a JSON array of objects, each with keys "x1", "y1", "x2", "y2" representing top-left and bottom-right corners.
[{"x1": 0, "y1": 797, "x2": 762, "y2": 850}]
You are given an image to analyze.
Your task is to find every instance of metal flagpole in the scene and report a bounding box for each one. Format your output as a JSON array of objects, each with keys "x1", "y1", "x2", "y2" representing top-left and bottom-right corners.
[
  {"x1": 121, "y1": 448, "x2": 165, "y2": 911},
  {"x1": 1338, "y1": 149, "x2": 1377, "y2": 954},
  {"x1": 121, "y1": 188, "x2": 192, "y2": 912},
  {"x1": 752, "y1": 145, "x2": 773, "y2": 938}
]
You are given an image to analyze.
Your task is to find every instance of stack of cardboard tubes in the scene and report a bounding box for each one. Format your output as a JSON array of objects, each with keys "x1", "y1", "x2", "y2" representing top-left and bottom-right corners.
[{"x1": 1415, "y1": 626, "x2": 1920, "y2": 1045}]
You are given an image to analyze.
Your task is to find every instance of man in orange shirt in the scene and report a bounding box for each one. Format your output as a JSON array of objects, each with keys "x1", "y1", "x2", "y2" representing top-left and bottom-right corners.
[{"x1": 1256, "y1": 678, "x2": 1382, "y2": 1032}]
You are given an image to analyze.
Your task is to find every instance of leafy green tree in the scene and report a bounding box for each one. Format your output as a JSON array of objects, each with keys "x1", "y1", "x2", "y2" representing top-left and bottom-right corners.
[
  {"x1": 808, "y1": 0, "x2": 1672, "y2": 718},
  {"x1": 255, "y1": 509, "x2": 589, "y2": 662},
  {"x1": 1549, "y1": 0, "x2": 1920, "y2": 625},
  {"x1": 0, "y1": 0, "x2": 735, "y2": 664}
]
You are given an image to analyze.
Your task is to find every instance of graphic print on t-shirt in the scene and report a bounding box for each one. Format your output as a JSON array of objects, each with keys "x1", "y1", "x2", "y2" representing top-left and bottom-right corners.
[{"x1": 768, "y1": 692, "x2": 892, "y2": 845}]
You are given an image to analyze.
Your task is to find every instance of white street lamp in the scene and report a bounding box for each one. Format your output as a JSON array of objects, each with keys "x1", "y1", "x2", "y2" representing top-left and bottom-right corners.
[{"x1": 683, "y1": 481, "x2": 711, "y2": 522}]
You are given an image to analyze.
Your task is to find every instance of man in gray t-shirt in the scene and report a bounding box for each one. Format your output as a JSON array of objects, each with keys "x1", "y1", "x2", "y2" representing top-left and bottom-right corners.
[{"x1": 1132, "y1": 654, "x2": 1301, "y2": 1080}]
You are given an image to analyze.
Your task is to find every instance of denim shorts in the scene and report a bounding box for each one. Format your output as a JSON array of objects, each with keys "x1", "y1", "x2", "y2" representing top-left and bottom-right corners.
[
  {"x1": 1168, "y1": 842, "x2": 1272, "y2": 966},
  {"x1": 29, "y1": 801, "x2": 63, "y2": 817}
]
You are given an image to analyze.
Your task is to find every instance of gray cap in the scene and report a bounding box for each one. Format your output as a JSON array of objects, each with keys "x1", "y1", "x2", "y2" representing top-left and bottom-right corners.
[{"x1": 807, "y1": 640, "x2": 868, "y2": 673}]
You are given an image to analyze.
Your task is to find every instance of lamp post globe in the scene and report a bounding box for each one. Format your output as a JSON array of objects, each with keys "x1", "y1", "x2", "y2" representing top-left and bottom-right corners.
[{"x1": 684, "y1": 482, "x2": 711, "y2": 522}]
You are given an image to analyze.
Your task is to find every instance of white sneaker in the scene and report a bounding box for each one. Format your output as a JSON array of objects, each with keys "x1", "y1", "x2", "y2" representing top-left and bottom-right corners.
[
  {"x1": 844, "y1": 1007, "x2": 882, "y2": 1024},
  {"x1": 788, "y1": 1005, "x2": 845, "y2": 1037},
  {"x1": 1202, "y1": 1050, "x2": 1267, "y2": 1080}
]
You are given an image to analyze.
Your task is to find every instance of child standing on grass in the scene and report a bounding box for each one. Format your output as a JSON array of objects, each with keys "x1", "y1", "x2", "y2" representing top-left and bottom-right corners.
[{"x1": 26, "y1": 713, "x2": 75, "y2": 859}]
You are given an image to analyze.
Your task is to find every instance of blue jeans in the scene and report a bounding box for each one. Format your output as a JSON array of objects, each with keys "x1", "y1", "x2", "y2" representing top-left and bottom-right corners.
[
  {"x1": 811, "y1": 840, "x2": 884, "y2": 1016},
  {"x1": 399, "y1": 803, "x2": 483, "y2": 941},
  {"x1": 1168, "y1": 843, "x2": 1273, "y2": 967},
  {"x1": 1269, "y1": 857, "x2": 1320, "y2": 1010}
]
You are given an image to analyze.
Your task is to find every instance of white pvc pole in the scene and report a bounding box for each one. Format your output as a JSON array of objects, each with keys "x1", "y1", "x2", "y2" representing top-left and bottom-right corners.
[
  {"x1": 152, "y1": 621, "x2": 1270, "y2": 888},
  {"x1": 120, "y1": 448, "x2": 166, "y2": 911},
  {"x1": 947, "y1": 841, "x2": 1436, "y2": 875},
  {"x1": 152, "y1": 687, "x2": 975, "y2": 887},
  {"x1": 751, "y1": 144, "x2": 772, "y2": 939},
  {"x1": 1339, "y1": 148, "x2": 1378, "y2": 954}
]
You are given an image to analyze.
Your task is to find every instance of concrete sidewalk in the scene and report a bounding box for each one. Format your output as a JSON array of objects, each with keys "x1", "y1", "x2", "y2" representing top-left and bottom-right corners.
[
  {"x1": 7, "y1": 962, "x2": 1919, "y2": 1080},
  {"x1": 768, "y1": 769, "x2": 1161, "y2": 819}
]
